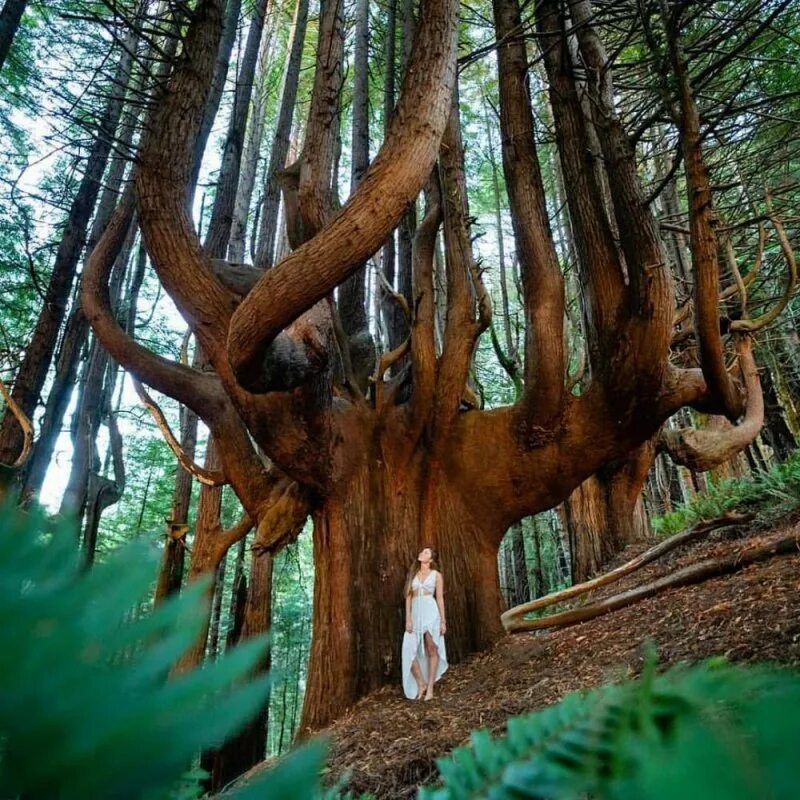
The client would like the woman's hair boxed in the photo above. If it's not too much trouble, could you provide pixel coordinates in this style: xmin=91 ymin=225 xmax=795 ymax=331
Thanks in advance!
xmin=403 ymin=545 xmax=439 ymax=597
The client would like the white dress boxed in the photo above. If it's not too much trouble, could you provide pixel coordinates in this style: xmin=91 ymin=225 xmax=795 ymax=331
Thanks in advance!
xmin=401 ymin=569 xmax=448 ymax=699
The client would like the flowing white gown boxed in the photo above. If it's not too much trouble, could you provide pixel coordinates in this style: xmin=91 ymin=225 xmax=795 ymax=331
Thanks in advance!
xmin=401 ymin=569 xmax=448 ymax=699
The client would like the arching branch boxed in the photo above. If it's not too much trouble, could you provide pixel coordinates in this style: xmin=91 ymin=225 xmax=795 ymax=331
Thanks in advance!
xmin=658 ymin=337 xmax=763 ymax=472
xmin=132 ymin=377 xmax=226 ymax=486
xmin=227 ymin=0 xmax=460 ymax=390
xmin=666 ymin=9 xmax=744 ymax=420
xmin=81 ymin=187 xmax=224 ymax=421
xmin=0 ymin=376 xmax=33 ymax=469
xmin=730 ymin=196 xmax=797 ymax=333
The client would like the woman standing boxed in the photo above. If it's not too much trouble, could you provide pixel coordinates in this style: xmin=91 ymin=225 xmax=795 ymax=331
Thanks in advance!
xmin=401 ymin=546 xmax=448 ymax=700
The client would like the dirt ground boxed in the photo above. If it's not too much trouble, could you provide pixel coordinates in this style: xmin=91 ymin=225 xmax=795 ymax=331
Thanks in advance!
xmin=316 ymin=508 xmax=800 ymax=799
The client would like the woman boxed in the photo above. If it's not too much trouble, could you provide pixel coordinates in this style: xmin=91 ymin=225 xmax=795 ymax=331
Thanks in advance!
xmin=401 ymin=546 xmax=448 ymax=700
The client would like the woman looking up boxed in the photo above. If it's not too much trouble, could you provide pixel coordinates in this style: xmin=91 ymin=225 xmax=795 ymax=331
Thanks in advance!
xmin=401 ymin=546 xmax=448 ymax=701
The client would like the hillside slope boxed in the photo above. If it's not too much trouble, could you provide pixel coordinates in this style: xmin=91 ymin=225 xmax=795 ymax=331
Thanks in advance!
xmin=317 ymin=510 xmax=800 ymax=798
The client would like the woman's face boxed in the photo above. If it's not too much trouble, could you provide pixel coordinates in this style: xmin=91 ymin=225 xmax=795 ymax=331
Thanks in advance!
xmin=418 ymin=547 xmax=432 ymax=564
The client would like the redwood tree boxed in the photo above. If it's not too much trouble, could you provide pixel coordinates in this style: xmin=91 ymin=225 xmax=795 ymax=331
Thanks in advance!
xmin=82 ymin=0 xmax=783 ymax=733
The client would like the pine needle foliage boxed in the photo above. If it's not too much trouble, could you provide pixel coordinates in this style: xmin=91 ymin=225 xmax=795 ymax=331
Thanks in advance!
xmin=0 ymin=498 xmax=328 ymax=799
xmin=420 ymin=652 xmax=800 ymax=800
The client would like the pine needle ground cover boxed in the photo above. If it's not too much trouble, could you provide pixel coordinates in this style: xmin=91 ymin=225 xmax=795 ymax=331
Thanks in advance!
xmin=320 ymin=509 xmax=800 ymax=799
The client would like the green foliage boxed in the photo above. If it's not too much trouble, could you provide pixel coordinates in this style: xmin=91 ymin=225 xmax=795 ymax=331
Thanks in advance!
xmin=420 ymin=653 xmax=800 ymax=800
xmin=652 ymin=450 xmax=800 ymax=536
xmin=0 ymin=498 xmax=331 ymax=799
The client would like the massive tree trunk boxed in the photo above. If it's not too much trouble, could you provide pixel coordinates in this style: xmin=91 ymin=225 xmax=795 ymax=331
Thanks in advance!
xmin=562 ymin=441 xmax=655 ymax=582
xmin=83 ymin=0 xmax=775 ymax=738
xmin=299 ymin=411 xmax=506 ymax=733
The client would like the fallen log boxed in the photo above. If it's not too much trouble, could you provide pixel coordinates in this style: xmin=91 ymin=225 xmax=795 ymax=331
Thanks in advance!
xmin=505 ymin=530 xmax=799 ymax=633
xmin=501 ymin=512 xmax=752 ymax=631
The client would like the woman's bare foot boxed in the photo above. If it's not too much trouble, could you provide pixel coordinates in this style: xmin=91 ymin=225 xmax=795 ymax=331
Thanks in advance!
xmin=415 ymin=681 xmax=426 ymax=700
xmin=424 ymin=685 xmax=434 ymax=701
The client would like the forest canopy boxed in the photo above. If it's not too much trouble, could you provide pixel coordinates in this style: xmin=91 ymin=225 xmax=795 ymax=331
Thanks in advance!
xmin=0 ymin=0 xmax=798 ymax=792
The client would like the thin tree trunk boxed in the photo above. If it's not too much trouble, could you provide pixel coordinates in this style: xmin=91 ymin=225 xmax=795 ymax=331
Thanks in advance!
xmin=207 ymin=556 xmax=228 ymax=660
xmin=0 ymin=0 xmax=27 ymax=71
xmin=510 ymin=521 xmax=530 ymax=605
xmin=60 ymin=221 xmax=137 ymax=523
xmin=21 ymin=91 xmax=142 ymax=500
xmin=228 ymin=4 xmax=278 ymax=262
xmin=253 ymin=0 xmax=309 ymax=269
xmin=206 ymin=541 xmax=274 ymax=790
xmin=205 ymin=0 xmax=270 ymax=258
xmin=0 ymin=22 xmax=139 ymax=466
xmin=189 ymin=0 xmax=243 ymax=204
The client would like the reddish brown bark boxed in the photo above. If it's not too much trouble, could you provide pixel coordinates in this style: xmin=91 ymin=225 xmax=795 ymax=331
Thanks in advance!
xmin=80 ymin=0 xmax=780 ymax=737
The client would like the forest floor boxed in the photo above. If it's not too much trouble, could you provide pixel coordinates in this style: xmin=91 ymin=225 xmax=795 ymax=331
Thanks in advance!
xmin=315 ymin=505 xmax=800 ymax=799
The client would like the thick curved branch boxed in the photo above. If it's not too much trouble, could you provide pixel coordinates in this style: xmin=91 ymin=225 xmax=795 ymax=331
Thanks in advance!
xmin=0 ymin=376 xmax=33 ymax=468
xmin=667 ymin=14 xmax=743 ymax=420
xmin=659 ymin=337 xmax=763 ymax=472
xmin=133 ymin=377 xmax=226 ymax=486
xmin=135 ymin=0 xmax=239 ymax=368
xmin=730 ymin=199 xmax=797 ymax=333
xmin=81 ymin=187 xmax=223 ymax=420
xmin=435 ymin=98 xmax=490 ymax=440
xmin=227 ymin=0 xmax=459 ymax=389
xmin=537 ymin=0 xmax=625 ymax=360
xmin=493 ymin=0 xmax=565 ymax=425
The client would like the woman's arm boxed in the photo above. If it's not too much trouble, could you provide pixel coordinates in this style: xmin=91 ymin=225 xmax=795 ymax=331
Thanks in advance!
xmin=405 ymin=592 xmax=412 ymax=631
xmin=436 ymin=572 xmax=446 ymax=632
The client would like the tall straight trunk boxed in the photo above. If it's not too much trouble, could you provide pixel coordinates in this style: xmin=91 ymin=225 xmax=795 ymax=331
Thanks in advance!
xmin=207 ymin=556 xmax=228 ymax=659
xmin=510 ymin=521 xmax=530 ymax=606
xmin=380 ymin=0 xmax=400 ymax=349
xmin=154 ymin=401 xmax=197 ymax=603
xmin=337 ymin=0 xmax=370 ymax=337
xmin=0 ymin=23 xmax=139 ymax=466
xmin=79 ymin=227 xmax=144 ymax=564
xmin=189 ymin=0 xmax=243 ymax=204
xmin=205 ymin=0 xmax=270 ymax=258
xmin=174 ymin=438 xmax=227 ymax=672
xmin=287 ymin=619 xmax=306 ymax=744
xmin=0 ymin=0 xmax=27 ymax=71
xmin=60 ymin=221 xmax=137 ymax=523
xmin=759 ymin=356 xmax=797 ymax=461
xmin=484 ymin=103 xmax=514 ymax=361
xmin=21 ymin=92 xmax=142 ymax=500
xmin=228 ymin=4 xmax=278 ymax=262
xmin=562 ymin=442 xmax=655 ymax=582
xmin=224 ymin=535 xmax=249 ymax=646
xmin=530 ymin=517 xmax=546 ymax=598
xmin=206 ymin=543 xmax=274 ymax=790
xmin=254 ymin=0 xmax=309 ymax=268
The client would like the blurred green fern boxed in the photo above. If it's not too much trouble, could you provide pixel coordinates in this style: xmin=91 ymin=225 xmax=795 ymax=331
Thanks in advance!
xmin=420 ymin=652 xmax=800 ymax=799
xmin=0 ymin=498 xmax=328 ymax=799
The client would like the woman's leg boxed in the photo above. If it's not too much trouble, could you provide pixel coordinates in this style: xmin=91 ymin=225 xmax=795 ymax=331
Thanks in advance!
xmin=423 ymin=632 xmax=439 ymax=699
xmin=410 ymin=656 xmax=426 ymax=695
